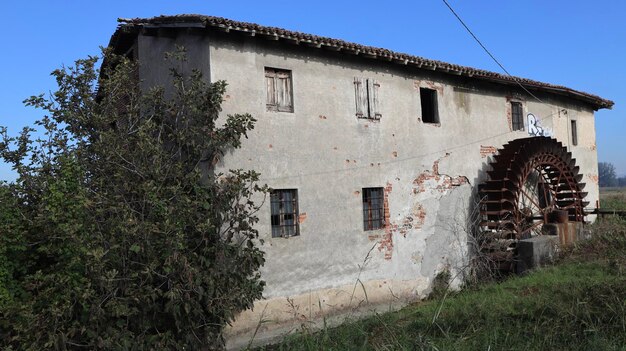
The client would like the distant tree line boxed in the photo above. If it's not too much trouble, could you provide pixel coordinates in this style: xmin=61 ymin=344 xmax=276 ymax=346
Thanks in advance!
xmin=598 ymin=162 xmax=626 ymax=187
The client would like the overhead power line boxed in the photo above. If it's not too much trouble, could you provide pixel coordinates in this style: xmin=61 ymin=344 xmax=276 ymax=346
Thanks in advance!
xmin=441 ymin=0 xmax=544 ymax=103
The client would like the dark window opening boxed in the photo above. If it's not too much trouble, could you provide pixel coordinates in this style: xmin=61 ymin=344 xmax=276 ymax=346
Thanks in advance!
xmin=571 ymin=120 xmax=578 ymax=146
xmin=420 ymin=88 xmax=439 ymax=123
xmin=363 ymin=187 xmax=385 ymax=231
xmin=270 ymin=189 xmax=299 ymax=237
xmin=511 ymin=101 xmax=524 ymax=131
xmin=265 ymin=68 xmax=293 ymax=112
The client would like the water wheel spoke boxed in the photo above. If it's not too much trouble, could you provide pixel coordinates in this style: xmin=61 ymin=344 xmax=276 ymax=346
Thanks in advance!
xmin=519 ymin=186 xmax=542 ymax=212
xmin=521 ymin=220 xmax=544 ymax=237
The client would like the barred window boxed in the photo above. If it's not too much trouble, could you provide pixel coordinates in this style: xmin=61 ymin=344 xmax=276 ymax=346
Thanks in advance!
xmin=270 ymin=189 xmax=299 ymax=237
xmin=511 ymin=101 xmax=524 ymax=131
xmin=362 ymin=187 xmax=385 ymax=231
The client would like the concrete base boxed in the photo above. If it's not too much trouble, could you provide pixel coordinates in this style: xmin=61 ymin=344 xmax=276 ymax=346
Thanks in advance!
xmin=223 ymin=278 xmax=430 ymax=350
xmin=516 ymin=235 xmax=560 ymax=274
xmin=556 ymin=222 xmax=583 ymax=246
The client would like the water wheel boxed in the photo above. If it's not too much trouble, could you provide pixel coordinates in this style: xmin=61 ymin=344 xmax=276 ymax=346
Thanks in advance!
xmin=478 ymin=136 xmax=588 ymax=271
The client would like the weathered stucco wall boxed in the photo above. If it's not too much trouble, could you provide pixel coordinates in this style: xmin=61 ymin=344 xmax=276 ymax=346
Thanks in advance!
xmin=137 ymin=30 xmax=600 ymax=349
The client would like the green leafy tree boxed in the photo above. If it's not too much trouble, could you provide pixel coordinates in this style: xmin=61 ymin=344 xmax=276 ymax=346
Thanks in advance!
xmin=0 ymin=50 xmax=266 ymax=350
xmin=599 ymin=162 xmax=617 ymax=187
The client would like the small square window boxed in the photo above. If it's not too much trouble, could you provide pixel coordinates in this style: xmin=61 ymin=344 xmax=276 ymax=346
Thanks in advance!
xmin=265 ymin=68 xmax=293 ymax=112
xmin=511 ymin=101 xmax=524 ymax=131
xmin=362 ymin=187 xmax=385 ymax=231
xmin=420 ymin=88 xmax=439 ymax=123
xmin=270 ymin=189 xmax=299 ymax=237
xmin=571 ymin=120 xmax=578 ymax=146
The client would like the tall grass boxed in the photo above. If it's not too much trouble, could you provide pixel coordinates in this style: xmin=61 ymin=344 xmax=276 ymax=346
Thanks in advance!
xmin=600 ymin=187 xmax=626 ymax=211
xmin=259 ymin=216 xmax=626 ymax=351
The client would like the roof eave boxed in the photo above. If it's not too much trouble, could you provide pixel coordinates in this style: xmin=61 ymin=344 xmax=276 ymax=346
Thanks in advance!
xmin=112 ymin=16 xmax=614 ymax=111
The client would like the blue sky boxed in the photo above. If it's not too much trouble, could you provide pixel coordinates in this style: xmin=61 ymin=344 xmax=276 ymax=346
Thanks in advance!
xmin=1 ymin=0 xmax=624 ymax=180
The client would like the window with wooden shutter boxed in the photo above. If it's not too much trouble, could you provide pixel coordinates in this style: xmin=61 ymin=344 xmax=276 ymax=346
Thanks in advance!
xmin=354 ymin=77 xmax=367 ymax=118
xmin=265 ymin=68 xmax=293 ymax=113
xmin=369 ymin=79 xmax=381 ymax=119
xmin=354 ymin=77 xmax=381 ymax=120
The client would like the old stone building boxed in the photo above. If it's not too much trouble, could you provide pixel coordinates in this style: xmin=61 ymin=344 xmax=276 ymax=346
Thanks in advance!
xmin=109 ymin=15 xmax=613 ymax=348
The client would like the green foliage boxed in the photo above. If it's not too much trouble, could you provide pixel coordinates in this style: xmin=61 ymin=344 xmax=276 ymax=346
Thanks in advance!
xmin=598 ymin=162 xmax=617 ymax=187
xmin=0 ymin=50 xmax=266 ymax=350
xmin=262 ymin=220 xmax=626 ymax=351
xmin=565 ymin=215 xmax=626 ymax=267
xmin=427 ymin=268 xmax=451 ymax=300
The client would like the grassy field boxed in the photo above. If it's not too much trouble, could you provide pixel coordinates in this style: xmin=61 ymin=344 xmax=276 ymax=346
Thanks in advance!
xmin=259 ymin=202 xmax=626 ymax=350
xmin=600 ymin=187 xmax=626 ymax=211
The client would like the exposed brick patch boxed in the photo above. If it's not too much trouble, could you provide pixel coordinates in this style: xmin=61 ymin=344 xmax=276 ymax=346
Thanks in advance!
xmin=505 ymin=100 xmax=513 ymax=132
xmin=480 ymin=145 xmax=497 ymax=158
xmin=319 ymin=115 xmax=327 ymax=120
xmin=268 ymin=144 xmax=273 ymax=149
xmin=426 ymin=81 xmax=444 ymax=95
xmin=590 ymin=143 xmax=597 ymax=151
xmin=378 ymin=182 xmax=394 ymax=260
xmin=415 ymin=80 xmax=444 ymax=94
xmin=375 ymin=161 xmax=468 ymax=261
xmin=354 ymin=190 xmax=361 ymax=196
xmin=413 ymin=160 xmax=467 ymax=193
xmin=413 ymin=161 xmax=441 ymax=193
xmin=298 ymin=212 xmax=307 ymax=224
xmin=384 ymin=182 xmax=392 ymax=193
xmin=588 ymin=175 xmax=599 ymax=184
xmin=392 ymin=151 xmax=398 ymax=158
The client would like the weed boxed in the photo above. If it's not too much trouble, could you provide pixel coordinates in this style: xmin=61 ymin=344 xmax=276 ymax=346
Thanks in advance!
xmin=258 ymin=218 xmax=626 ymax=351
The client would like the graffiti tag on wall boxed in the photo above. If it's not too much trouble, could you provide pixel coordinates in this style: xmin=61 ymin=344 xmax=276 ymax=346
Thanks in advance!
xmin=527 ymin=113 xmax=552 ymax=137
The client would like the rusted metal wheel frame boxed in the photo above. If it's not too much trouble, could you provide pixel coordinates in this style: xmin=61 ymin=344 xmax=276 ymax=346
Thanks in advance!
xmin=479 ymin=137 xmax=587 ymax=270
xmin=511 ymin=152 xmax=584 ymax=238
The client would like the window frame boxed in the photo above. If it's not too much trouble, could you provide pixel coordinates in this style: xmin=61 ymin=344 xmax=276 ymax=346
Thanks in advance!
xmin=265 ymin=67 xmax=294 ymax=113
xmin=354 ymin=77 xmax=381 ymax=120
xmin=511 ymin=101 xmax=524 ymax=131
xmin=362 ymin=187 xmax=385 ymax=231
xmin=270 ymin=189 xmax=300 ymax=238
xmin=419 ymin=87 xmax=439 ymax=124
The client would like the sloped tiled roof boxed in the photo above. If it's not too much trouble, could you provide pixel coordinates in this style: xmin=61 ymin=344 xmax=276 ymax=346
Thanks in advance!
xmin=113 ymin=15 xmax=613 ymax=110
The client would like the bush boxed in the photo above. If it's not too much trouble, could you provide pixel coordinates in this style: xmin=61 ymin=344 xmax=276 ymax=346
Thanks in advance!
xmin=0 ymin=50 xmax=266 ymax=350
